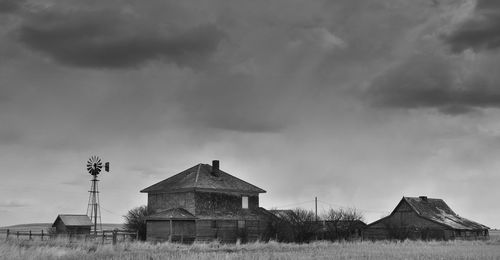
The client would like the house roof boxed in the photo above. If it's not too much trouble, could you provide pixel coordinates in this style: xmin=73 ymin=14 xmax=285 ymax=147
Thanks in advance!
xmin=368 ymin=196 xmax=489 ymax=230
xmin=52 ymin=214 xmax=92 ymax=227
xmin=140 ymin=163 xmax=266 ymax=194
xmin=146 ymin=208 xmax=197 ymax=220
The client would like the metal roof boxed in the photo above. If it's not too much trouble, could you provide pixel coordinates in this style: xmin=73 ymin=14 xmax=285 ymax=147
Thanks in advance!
xmin=52 ymin=214 xmax=92 ymax=227
xmin=140 ymin=163 xmax=266 ymax=194
xmin=401 ymin=197 xmax=489 ymax=230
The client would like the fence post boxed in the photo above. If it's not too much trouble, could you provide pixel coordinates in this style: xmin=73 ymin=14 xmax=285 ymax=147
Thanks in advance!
xmin=136 ymin=230 xmax=139 ymax=241
xmin=29 ymin=230 xmax=32 ymax=240
xmin=16 ymin=231 xmax=19 ymax=239
xmin=169 ymin=219 xmax=172 ymax=242
xmin=102 ymin=231 xmax=105 ymax=244
xmin=5 ymin=229 xmax=9 ymax=240
xmin=41 ymin=230 xmax=44 ymax=241
xmin=112 ymin=229 xmax=117 ymax=245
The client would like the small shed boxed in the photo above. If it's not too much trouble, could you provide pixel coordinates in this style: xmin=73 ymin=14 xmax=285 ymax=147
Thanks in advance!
xmin=52 ymin=214 xmax=92 ymax=235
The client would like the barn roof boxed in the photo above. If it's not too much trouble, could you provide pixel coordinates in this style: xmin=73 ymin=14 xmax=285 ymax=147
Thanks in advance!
xmin=146 ymin=208 xmax=197 ymax=220
xmin=390 ymin=197 xmax=489 ymax=230
xmin=52 ymin=214 xmax=92 ymax=227
xmin=140 ymin=162 xmax=266 ymax=194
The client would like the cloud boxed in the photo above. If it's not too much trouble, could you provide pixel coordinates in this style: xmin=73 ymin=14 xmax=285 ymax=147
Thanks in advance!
xmin=0 ymin=0 xmax=25 ymax=14
xmin=0 ymin=200 xmax=31 ymax=208
xmin=444 ymin=0 xmax=500 ymax=53
xmin=16 ymin=8 xmax=224 ymax=68
xmin=365 ymin=52 xmax=500 ymax=114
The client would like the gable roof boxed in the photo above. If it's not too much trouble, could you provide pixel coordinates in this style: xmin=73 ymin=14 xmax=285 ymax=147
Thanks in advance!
xmin=140 ymin=163 xmax=266 ymax=194
xmin=146 ymin=208 xmax=197 ymax=220
xmin=401 ymin=197 xmax=489 ymax=230
xmin=52 ymin=214 xmax=92 ymax=227
xmin=368 ymin=197 xmax=489 ymax=230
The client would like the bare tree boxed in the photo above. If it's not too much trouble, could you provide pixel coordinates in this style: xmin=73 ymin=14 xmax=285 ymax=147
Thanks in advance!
xmin=288 ymin=208 xmax=318 ymax=243
xmin=322 ymin=207 xmax=364 ymax=241
xmin=123 ymin=205 xmax=154 ymax=241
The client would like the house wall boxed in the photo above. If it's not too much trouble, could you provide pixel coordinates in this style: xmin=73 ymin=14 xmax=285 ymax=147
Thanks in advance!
xmin=195 ymin=219 xmax=265 ymax=243
xmin=194 ymin=192 xmax=259 ymax=215
xmin=146 ymin=220 xmax=196 ymax=243
xmin=148 ymin=192 xmax=196 ymax=214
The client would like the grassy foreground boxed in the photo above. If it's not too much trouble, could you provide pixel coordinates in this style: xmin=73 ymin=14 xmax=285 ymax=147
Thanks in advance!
xmin=1 ymin=237 xmax=500 ymax=260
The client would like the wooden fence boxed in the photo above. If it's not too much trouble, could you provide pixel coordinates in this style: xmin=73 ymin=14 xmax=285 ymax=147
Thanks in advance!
xmin=0 ymin=229 xmax=138 ymax=244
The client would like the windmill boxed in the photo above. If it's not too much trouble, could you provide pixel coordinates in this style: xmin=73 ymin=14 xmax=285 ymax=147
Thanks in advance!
xmin=86 ymin=156 xmax=110 ymax=235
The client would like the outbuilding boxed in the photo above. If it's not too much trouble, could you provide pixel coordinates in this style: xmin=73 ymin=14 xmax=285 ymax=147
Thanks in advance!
xmin=363 ymin=196 xmax=489 ymax=240
xmin=52 ymin=214 xmax=93 ymax=235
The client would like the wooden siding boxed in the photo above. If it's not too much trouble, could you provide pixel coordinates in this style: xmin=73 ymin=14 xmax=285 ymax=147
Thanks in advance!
xmin=146 ymin=220 xmax=196 ymax=243
xmin=364 ymin=201 xmax=447 ymax=240
xmin=53 ymin=219 xmax=91 ymax=235
xmin=364 ymin=200 xmax=488 ymax=240
xmin=195 ymin=219 xmax=264 ymax=243
xmin=195 ymin=192 xmax=259 ymax=215
xmin=148 ymin=192 xmax=196 ymax=214
xmin=54 ymin=219 xmax=67 ymax=233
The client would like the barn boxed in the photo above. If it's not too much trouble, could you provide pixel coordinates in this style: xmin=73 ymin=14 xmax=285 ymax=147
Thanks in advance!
xmin=141 ymin=160 xmax=273 ymax=243
xmin=52 ymin=214 xmax=92 ymax=235
xmin=363 ymin=196 xmax=489 ymax=240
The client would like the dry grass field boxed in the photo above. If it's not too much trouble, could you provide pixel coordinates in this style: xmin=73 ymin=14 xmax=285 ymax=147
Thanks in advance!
xmin=0 ymin=230 xmax=499 ymax=260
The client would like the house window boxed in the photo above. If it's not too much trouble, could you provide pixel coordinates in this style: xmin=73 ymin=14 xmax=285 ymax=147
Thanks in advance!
xmin=242 ymin=196 xmax=248 ymax=209
xmin=238 ymin=220 xmax=246 ymax=229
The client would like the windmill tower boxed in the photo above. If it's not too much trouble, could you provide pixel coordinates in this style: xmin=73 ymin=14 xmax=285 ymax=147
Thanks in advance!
xmin=86 ymin=156 xmax=109 ymax=235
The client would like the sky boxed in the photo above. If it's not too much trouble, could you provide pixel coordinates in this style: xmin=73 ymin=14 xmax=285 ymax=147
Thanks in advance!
xmin=1 ymin=0 xmax=500 ymax=228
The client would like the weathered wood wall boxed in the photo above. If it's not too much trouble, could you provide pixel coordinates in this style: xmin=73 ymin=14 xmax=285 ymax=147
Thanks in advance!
xmin=364 ymin=204 xmax=447 ymax=240
xmin=195 ymin=192 xmax=258 ymax=215
xmin=54 ymin=220 xmax=91 ymax=235
xmin=363 ymin=201 xmax=488 ymax=240
xmin=148 ymin=192 xmax=196 ymax=214
xmin=195 ymin=219 xmax=265 ymax=243
xmin=146 ymin=220 xmax=196 ymax=242
xmin=54 ymin=220 xmax=67 ymax=233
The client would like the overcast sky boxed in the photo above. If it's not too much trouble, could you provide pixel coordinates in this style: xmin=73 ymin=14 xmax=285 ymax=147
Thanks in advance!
xmin=1 ymin=0 xmax=500 ymax=228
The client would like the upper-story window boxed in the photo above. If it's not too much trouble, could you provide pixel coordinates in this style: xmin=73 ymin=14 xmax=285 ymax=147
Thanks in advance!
xmin=242 ymin=196 xmax=248 ymax=209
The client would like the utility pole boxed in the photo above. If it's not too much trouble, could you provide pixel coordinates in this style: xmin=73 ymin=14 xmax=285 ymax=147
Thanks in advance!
xmin=315 ymin=197 xmax=318 ymax=222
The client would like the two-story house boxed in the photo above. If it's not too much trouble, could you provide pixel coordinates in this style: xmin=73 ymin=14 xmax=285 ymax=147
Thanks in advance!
xmin=140 ymin=160 xmax=272 ymax=242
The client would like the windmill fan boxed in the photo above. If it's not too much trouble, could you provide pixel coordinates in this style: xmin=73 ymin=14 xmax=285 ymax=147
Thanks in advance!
xmin=86 ymin=155 xmax=103 ymax=176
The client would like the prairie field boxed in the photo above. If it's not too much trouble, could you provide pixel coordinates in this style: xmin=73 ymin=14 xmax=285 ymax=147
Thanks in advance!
xmin=1 ymin=231 xmax=499 ymax=260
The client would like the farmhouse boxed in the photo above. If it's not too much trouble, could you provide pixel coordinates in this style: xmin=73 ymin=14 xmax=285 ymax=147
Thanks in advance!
xmin=52 ymin=214 xmax=92 ymax=235
xmin=141 ymin=160 xmax=272 ymax=243
xmin=363 ymin=196 xmax=489 ymax=240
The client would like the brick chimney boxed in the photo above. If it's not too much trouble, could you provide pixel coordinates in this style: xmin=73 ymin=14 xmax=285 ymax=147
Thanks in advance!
xmin=211 ymin=160 xmax=220 ymax=176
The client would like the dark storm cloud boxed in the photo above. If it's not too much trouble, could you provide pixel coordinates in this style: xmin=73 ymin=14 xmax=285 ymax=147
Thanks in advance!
xmin=0 ymin=0 xmax=25 ymax=14
xmin=366 ymin=54 xmax=500 ymax=114
xmin=16 ymin=9 xmax=224 ymax=68
xmin=444 ymin=0 xmax=500 ymax=52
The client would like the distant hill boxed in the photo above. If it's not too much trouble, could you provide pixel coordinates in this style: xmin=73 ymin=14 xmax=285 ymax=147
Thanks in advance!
xmin=0 ymin=223 xmax=124 ymax=231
